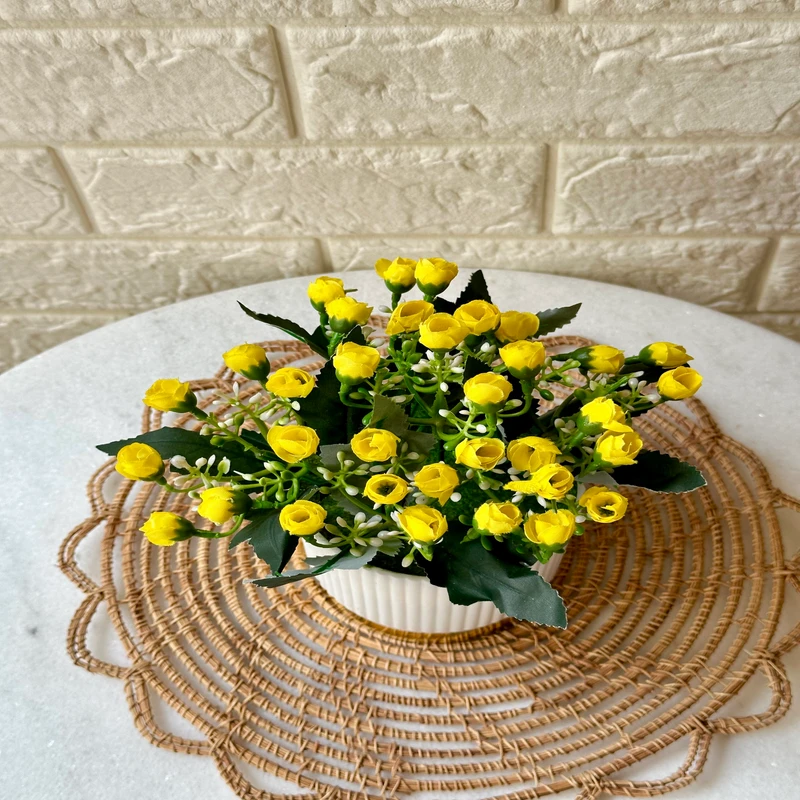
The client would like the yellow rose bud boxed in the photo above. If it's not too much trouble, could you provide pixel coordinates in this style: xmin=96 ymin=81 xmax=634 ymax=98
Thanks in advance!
xmin=397 ymin=505 xmax=448 ymax=543
xmin=594 ymin=425 xmax=643 ymax=467
xmin=579 ymin=486 xmax=628 ymax=524
xmin=333 ymin=342 xmax=381 ymax=385
xmin=455 ymin=437 xmax=505 ymax=470
xmin=197 ymin=487 xmax=251 ymax=525
xmin=505 ymin=464 xmax=574 ymax=499
xmin=223 ymin=343 xmax=270 ymax=382
xmin=364 ymin=474 xmax=409 ymax=505
xmin=639 ymin=341 xmax=692 ymax=368
xmin=473 ymin=501 xmax=522 ymax=535
xmin=657 ymin=366 xmax=703 ymax=400
xmin=325 ymin=295 xmax=373 ymax=333
xmin=574 ymin=345 xmax=625 ymax=374
xmin=267 ymin=424 xmax=320 ymax=463
xmin=496 ymin=310 xmax=540 ymax=343
xmin=524 ymin=509 xmax=576 ymax=547
xmin=463 ymin=372 xmax=513 ymax=411
xmin=385 ymin=299 xmax=435 ymax=335
xmin=143 ymin=378 xmax=197 ymax=413
xmin=413 ymin=462 xmax=460 ymax=505
xmin=307 ymin=276 xmax=345 ymax=310
xmin=115 ymin=442 xmax=165 ymax=482
xmin=577 ymin=397 xmax=626 ymax=434
xmin=265 ymin=367 xmax=315 ymax=398
xmin=415 ymin=257 xmax=458 ymax=295
xmin=350 ymin=428 xmax=400 ymax=462
xmin=507 ymin=436 xmax=561 ymax=472
xmin=453 ymin=300 xmax=501 ymax=335
xmin=375 ymin=257 xmax=417 ymax=293
xmin=279 ymin=500 xmax=327 ymax=536
xmin=140 ymin=511 xmax=194 ymax=546
xmin=499 ymin=340 xmax=546 ymax=379
xmin=418 ymin=313 xmax=468 ymax=351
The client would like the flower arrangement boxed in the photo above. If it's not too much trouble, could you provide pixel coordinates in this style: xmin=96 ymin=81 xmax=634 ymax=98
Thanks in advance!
xmin=100 ymin=259 xmax=705 ymax=628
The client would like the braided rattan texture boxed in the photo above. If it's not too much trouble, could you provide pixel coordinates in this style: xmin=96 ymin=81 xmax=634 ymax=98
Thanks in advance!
xmin=60 ymin=335 xmax=800 ymax=800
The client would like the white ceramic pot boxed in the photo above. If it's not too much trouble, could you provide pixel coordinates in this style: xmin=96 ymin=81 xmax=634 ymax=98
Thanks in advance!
xmin=304 ymin=542 xmax=564 ymax=634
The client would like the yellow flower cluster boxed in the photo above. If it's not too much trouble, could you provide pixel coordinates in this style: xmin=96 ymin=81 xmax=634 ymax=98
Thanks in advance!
xmin=130 ymin=253 xmax=705 ymax=625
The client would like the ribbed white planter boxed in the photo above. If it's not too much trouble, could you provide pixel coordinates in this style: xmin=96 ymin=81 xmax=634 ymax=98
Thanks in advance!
xmin=304 ymin=542 xmax=563 ymax=634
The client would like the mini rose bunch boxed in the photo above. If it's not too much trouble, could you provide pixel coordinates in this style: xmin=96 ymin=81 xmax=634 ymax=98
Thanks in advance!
xmin=101 ymin=259 xmax=705 ymax=627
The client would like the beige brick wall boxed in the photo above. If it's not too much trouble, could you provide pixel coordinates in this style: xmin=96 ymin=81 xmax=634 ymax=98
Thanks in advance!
xmin=1 ymin=2 xmax=799 ymax=372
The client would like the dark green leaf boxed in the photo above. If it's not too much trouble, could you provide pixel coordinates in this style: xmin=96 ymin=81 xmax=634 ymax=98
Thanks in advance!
xmin=250 ymin=546 xmax=377 ymax=588
xmin=229 ymin=510 xmax=298 ymax=574
xmin=97 ymin=427 xmax=264 ymax=474
xmin=424 ymin=534 xmax=567 ymax=628
xmin=456 ymin=269 xmax=492 ymax=305
xmin=499 ymin=397 xmax=541 ymax=440
xmin=342 ymin=325 xmax=367 ymax=346
xmin=297 ymin=360 xmax=362 ymax=445
xmin=612 ymin=449 xmax=706 ymax=493
xmin=463 ymin=355 xmax=492 ymax=381
xmin=238 ymin=302 xmax=328 ymax=357
xmin=433 ymin=296 xmax=457 ymax=314
xmin=535 ymin=303 xmax=582 ymax=337
xmin=370 ymin=394 xmax=409 ymax=437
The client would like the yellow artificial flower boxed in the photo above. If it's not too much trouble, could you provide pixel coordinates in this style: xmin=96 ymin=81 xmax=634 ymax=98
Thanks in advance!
xmin=140 ymin=511 xmax=194 ymax=547
xmin=578 ymin=397 xmax=626 ymax=434
xmin=585 ymin=345 xmax=625 ymax=374
xmin=265 ymin=367 xmax=315 ymax=398
xmin=143 ymin=378 xmax=197 ymax=413
xmin=418 ymin=313 xmax=468 ymax=351
xmin=415 ymin=257 xmax=458 ymax=295
xmin=473 ymin=501 xmax=522 ymax=535
xmin=223 ymin=343 xmax=270 ymax=382
xmin=505 ymin=464 xmax=574 ymax=499
xmin=325 ymin=295 xmax=373 ymax=333
xmin=499 ymin=340 xmax=546 ymax=379
xmin=279 ymin=500 xmax=327 ymax=536
xmin=507 ymin=436 xmax=561 ymax=473
xmin=364 ymin=474 xmax=409 ymax=505
xmin=657 ymin=367 xmax=703 ymax=400
xmin=397 ymin=505 xmax=448 ymax=543
xmin=267 ymin=424 xmax=320 ymax=463
xmin=463 ymin=372 xmax=513 ymax=410
xmin=594 ymin=425 xmax=643 ymax=467
xmin=375 ymin=257 xmax=417 ymax=293
xmin=197 ymin=487 xmax=250 ymax=525
xmin=333 ymin=342 xmax=381 ymax=384
xmin=455 ymin=437 xmax=505 ymax=470
xmin=639 ymin=341 xmax=692 ymax=368
xmin=307 ymin=276 xmax=345 ymax=310
xmin=453 ymin=300 xmax=501 ymax=335
xmin=385 ymin=299 xmax=435 ymax=335
xmin=350 ymin=428 xmax=400 ymax=462
xmin=495 ymin=311 xmax=540 ymax=343
xmin=115 ymin=442 xmax=165 ymax=482
xmin=413 ymin=462 xmax=460 ymax=505
xmin=524 ymin=510 xmax=576 ymax=547
xmin=579 ymin=486 xmax=628 ymax=524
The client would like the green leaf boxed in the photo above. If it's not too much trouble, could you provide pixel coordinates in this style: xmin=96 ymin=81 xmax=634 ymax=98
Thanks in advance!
xmin=498 ymin=397 xmax=541 ymax=440
xmin=612 ymin=449 xmax=706 ymax=493
xmin=297 ymin=360 xmax=362 ymax=445
xmin=424 ymin=534 xmax=567 ymax=628
xmin=535 ymin=303 xmax=582 ymax=337
xmin=229 ymin=510 xmax=298 ymax=574
xmin=238 ymin=302 xmax=329 ymax=357
xmin=370 ymin=394 xmax=409 ymax=437
xmin=457 ymin=269 xmax=492 ymax=305
xmin=97 ymin=427 xmax=264 ymax=474
xmin=463 ymin=355 xmax=492 ymax=381
xmin=249 ymin=546 xmax=377 ymax=588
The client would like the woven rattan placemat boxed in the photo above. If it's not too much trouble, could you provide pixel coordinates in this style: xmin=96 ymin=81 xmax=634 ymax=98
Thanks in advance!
xmin=60 ymin=336 xmax=800 ymax=799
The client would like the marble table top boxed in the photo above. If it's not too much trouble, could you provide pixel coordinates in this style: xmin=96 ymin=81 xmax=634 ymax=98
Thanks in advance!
xmin=2 ymin=269 xmax=799 ymax=799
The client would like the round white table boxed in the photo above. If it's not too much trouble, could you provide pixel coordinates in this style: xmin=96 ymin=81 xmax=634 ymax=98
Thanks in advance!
xmin=2 ymin=270 xmax=799 ymax=800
